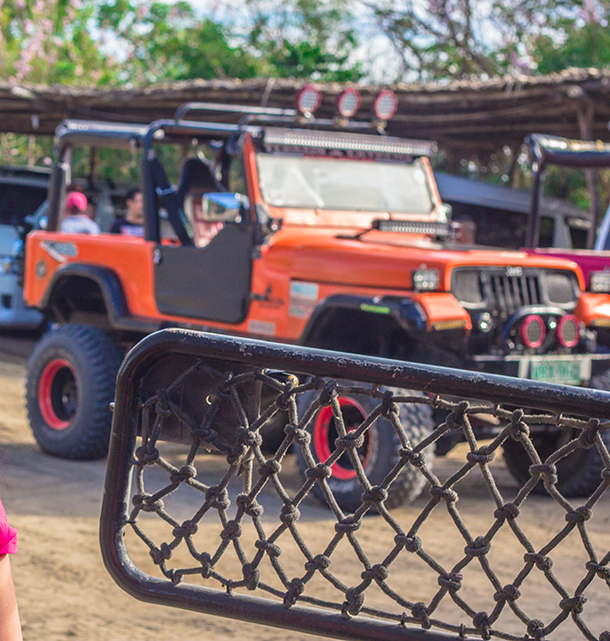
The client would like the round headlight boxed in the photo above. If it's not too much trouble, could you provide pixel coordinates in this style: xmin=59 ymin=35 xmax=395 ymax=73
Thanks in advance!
xmin=296 ymin=84 xmax=322 ymax=116
xmin=372 ymin=89 xmax=398 ymax=121
xmin=556 ymin=314 xmax=580 ymax=348
xmin=519 ymin=314 xmax=546 ymax=349
xmin=477 ymin=312 xmax=493 ymax=333
xmin=336 ymin=88 xmax=361 ymax=118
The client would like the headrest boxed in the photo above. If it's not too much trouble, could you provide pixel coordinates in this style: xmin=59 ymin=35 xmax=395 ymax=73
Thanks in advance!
xmin=66 ymin=191 xmax=87 ymax=213
xmin=179 ymin=158 xmax=220 ymax=194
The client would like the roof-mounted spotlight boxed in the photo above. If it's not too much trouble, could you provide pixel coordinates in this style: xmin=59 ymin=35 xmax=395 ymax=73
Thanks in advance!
xmin=336 ymin=88 xmax=361 ymax=119
xmin=372 ymin=89 xmax=398 ymax=122
xmin=296 ymin=84 xmax=322 ymax=117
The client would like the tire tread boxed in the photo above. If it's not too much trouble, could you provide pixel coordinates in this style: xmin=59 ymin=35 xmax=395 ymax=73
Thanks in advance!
xmin=26 ymin=324 xmax=123 ymax=460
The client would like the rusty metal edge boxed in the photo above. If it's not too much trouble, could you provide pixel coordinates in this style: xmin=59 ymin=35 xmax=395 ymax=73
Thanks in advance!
xmin=100 ymin=328 xmax=610 ymax=641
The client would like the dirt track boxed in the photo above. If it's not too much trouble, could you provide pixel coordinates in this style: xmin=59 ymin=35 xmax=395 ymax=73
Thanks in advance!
xmin=0 ymin=333 xmax=609 ymax=641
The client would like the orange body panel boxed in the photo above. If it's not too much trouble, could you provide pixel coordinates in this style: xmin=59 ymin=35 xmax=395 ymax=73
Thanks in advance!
xmin=574 ymin=293 xmax=610 ymax=326
xmin=25 ymin=220 xmax=588 ymax=344
xmin=23 ymin=129 xmax=595 ymax=345
xmin=26 ymin=234 xmax=156 ymax=317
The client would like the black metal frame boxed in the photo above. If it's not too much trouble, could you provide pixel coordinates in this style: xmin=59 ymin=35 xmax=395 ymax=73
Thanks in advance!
xmin=49 ymin=102 xmax=437 ymax=239
xmin=525 ymin=133 xmax=610 ymax=249
xmin=100 ymin=329 xmax=610 ymax=641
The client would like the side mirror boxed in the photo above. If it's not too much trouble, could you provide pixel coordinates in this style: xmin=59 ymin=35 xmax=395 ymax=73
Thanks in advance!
xmin=200 ymin=192 xmax=249 ymax=222
xmin=438 ymin=203 xmax=452 ymax=223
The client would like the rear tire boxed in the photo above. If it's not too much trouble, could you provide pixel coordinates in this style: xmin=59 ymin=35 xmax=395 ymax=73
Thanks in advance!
xmin=503 ymin=369 xmax=610 ymax=496
xmin=296 ymin=385 xmax=434 ymax=512
xmin=26 ymin=324 xmax=123 ymax=460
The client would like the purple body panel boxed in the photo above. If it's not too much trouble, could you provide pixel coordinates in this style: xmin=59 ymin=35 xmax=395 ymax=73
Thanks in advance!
xmin=527 ymin=248 xmax=610 ymax=288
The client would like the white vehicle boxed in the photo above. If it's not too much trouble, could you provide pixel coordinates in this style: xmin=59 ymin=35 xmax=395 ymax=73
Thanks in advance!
xmin=0 ymin=165 xmax=49 ymax=330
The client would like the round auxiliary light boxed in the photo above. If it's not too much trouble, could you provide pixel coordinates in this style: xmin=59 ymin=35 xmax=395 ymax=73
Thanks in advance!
xmin=477 ymin=312 xmax=493 ymax=333
xmin=556 ymin=314 xmax=580 ymax=348
xmin=336 ymin=88 xmax=361 ymax=118
xmin=372 ymin=89 xmax=398 ymax=121
xmin=296 ymin=84 xmax=322 ymax=116
xmin=520 ymin=314 xmax=546 ymax=349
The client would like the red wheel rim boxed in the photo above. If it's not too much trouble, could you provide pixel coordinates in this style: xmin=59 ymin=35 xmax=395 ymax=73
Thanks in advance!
xmin=38 ymin=358 xmax=78 ymax=430
xmin=312 ymin=397 xmax=373 ymax=480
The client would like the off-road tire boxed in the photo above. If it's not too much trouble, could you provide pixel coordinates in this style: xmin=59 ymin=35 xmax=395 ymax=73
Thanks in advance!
xmin=296 ymin=386 xmax=434 ymax=513
xmin=26 ymin=324 xmax=123 ymax=460
xmin=503 ymin=369 xmax=610 ymax=497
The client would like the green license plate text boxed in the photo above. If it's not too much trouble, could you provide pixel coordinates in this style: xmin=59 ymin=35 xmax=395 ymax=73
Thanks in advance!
xmin=529 ymin=359 xmax=582 ymax=385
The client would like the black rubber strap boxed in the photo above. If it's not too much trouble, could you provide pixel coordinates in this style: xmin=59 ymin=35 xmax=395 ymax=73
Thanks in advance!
xmin=147 ymin=151 xmax=195 ymax=246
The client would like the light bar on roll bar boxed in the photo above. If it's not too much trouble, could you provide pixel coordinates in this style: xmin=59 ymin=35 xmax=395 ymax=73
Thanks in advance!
xmin=372 ymin=219 xmax=455 ymax=237
xmin=175 ymin=102 xmax=297 ymax=122
xmin=262 ymin=127 xmax=437 ymax=157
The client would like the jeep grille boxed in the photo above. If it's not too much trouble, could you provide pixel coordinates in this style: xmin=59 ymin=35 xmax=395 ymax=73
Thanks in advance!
xmin=546 ymin=271 xmax=577 ymax=304
xmin=451 ymin=268 xmax=578 ymax=314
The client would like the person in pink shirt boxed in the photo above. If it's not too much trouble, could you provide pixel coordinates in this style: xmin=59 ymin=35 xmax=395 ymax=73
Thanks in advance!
xmin=0 ymin=498 xmax=22 ymax=640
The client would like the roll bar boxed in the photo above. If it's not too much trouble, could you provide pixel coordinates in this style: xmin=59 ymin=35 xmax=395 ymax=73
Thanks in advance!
xmin=525 ymin=134 xmax=610 ymax=248
xmin=174 ymin=102 xmax=298 ymax=122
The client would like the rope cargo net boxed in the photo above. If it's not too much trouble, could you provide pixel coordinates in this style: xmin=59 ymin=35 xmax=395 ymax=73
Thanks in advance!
xmin=100 ymin=331 xmax=610 ymax=641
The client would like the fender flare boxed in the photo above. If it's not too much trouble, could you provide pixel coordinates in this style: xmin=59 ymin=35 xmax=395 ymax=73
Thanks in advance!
xmin=40 ymin=263 xmax=158 ymax=333
xmin=299 ymin=294 xmax=427 ymax=346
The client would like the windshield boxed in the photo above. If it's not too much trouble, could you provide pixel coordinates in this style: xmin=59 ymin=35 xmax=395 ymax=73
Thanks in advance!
xmin=256 ymin=153 xmax=434 ymax=214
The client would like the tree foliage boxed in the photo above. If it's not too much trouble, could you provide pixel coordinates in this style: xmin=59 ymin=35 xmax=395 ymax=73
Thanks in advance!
xmin=368 ymin=0 xmax=610 ymax=82
xmin=245 ymin=0 xmax=362 ymax=81
xmin=1 ymin=0 xmax=609 ymax=87
xmin=0 ymin=0 xmax=362 ymax=87
xmin=96 ymin=1 xmax=261 ymax=82
xmin=0 ymin=0 xmax=117 ymax=85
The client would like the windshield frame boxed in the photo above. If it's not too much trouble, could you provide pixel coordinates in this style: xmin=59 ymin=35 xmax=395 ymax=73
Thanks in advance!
xmin=254 ymin=151 xmax=440 ymax=227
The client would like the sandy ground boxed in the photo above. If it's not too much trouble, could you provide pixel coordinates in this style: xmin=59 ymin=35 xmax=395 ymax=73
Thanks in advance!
xmin=0 ymin=332 xmax=609 ymax=641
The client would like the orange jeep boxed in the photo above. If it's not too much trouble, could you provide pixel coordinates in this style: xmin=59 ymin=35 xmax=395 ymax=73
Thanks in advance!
xmin=23 ymin=88 xmax=610 ymax=509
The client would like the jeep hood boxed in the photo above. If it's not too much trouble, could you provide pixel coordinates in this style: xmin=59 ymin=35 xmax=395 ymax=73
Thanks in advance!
xmin=266 ymin=229 xmax=583 ymax=290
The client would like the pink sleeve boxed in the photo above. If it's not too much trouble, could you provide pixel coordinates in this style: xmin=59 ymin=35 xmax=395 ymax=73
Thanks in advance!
xmin=0 ymin=499 xmax=17 ymax=555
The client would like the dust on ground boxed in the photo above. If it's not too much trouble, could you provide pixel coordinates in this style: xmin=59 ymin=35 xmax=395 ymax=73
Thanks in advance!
xmin=0 ymin=334 xmax=608 ymax=641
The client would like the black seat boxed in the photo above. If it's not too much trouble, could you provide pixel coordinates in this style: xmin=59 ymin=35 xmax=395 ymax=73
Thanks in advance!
xmin=176 ymin=158 xmax=224 ymax=208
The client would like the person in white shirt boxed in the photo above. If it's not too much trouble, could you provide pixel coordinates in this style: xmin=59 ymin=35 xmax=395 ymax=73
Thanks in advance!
xmin=60 ymin=192 xmax=100 ymax=235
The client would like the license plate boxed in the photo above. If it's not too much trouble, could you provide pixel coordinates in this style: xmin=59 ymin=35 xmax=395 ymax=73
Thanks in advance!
xmin=529 ymin=358 xmax=584 ymax=385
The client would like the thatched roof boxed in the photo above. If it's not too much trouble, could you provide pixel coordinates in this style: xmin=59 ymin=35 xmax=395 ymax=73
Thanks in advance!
xmin=2 ymin=68 xmax=610 ymax=155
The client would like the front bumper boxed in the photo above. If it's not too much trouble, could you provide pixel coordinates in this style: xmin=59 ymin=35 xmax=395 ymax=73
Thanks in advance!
xmin=470 ymin=352 xmax=610 ymax=384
